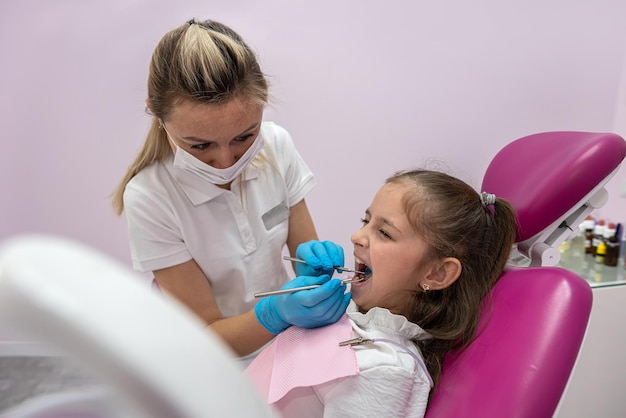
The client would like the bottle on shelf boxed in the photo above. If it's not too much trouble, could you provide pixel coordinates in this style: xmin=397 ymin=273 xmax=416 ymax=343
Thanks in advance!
xmin=591 ymin=219 xmax=606 ymax=256
xmin=596 ymin=241 xmax=607 ymax=264
xmin=584 ymin=216 xmax=596 ymax=254
xmin=604 ymin=222 xmax=620 ymax=267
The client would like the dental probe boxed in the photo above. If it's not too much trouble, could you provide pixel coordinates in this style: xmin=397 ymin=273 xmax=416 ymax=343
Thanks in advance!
xmin=282 ymin=256 xmax=368 ymax=275
xmin=254 ymin=276 xmax=367 ymax=298
xmin=254 ymin=256 xmax=371 ymax=298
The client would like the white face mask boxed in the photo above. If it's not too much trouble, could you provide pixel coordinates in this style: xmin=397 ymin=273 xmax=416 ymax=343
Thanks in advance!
xmin=172 ymin=135 xmax=265 ymax=185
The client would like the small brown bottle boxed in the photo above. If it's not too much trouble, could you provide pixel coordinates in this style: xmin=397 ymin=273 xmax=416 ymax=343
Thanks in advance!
xmin=604 ymin=222 xmax=620 ymax=267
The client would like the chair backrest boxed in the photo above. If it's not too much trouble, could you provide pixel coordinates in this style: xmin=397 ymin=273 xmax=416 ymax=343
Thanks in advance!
xmin=486 ymin=131 xmax=626 ymax=267
xmin=425 ymin=131 xmax=626 ymax=418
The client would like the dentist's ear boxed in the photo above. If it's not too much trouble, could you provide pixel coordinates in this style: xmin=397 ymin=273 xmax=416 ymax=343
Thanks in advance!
xmin=422 ymin=257 xmax=461 ymax=291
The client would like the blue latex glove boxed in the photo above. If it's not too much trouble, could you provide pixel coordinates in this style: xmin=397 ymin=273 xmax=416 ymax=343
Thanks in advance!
xmin=254 ymin=274 xmax=351 ymax=334
xmin=294 ymin=240 xmax=345 ymax=277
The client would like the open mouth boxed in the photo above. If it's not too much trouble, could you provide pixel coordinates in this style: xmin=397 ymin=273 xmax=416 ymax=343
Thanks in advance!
xmin=353 ymin=259 xmax=372 ymax=283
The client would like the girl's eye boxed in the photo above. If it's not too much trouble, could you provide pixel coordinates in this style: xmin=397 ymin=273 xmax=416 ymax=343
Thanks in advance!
xmin=360 ymin=218 xmax=391 ymax=239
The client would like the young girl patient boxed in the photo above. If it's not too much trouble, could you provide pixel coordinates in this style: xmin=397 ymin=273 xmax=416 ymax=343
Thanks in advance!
xmin=246 ymin=169 xmax=517 ymax=418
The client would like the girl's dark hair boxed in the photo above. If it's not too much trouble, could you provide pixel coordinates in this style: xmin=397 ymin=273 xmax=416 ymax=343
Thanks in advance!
xmin=386 ymin=169 xmax=517 ymax=389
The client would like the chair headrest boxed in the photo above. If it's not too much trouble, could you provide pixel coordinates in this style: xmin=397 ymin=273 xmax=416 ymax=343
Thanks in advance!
xmin=482 ymin=131 xmax=626 ymax=266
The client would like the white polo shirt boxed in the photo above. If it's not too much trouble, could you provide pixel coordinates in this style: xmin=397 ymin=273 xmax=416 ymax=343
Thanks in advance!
xmin=123 ymin=122 xmax=316 ymax=318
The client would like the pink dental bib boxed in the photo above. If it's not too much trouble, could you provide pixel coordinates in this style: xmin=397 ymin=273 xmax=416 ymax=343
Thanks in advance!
xmin=246 ymin=314 xmax=358 ymax=404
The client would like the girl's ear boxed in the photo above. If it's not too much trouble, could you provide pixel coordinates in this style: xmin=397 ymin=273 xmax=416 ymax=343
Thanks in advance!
xmin=423 ymin=257 xmax=461 ymax=290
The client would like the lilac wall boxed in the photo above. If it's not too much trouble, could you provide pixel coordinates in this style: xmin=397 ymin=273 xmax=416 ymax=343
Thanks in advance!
xmin=2 ymin=1 xmax=626 ymax=415
xmin=2 ymin=0 xmax=626 ymax=263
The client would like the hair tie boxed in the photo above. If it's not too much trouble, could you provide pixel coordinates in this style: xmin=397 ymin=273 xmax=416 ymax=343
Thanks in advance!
xmin=187 ymin=18 xmax=196 ymax=25
xmin=480 ymin=192 xmax=496 ymax=207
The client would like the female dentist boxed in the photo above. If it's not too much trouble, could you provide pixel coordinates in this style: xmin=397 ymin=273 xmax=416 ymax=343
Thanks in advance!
xmin=112 ymin=18 xmax=350 ymax=363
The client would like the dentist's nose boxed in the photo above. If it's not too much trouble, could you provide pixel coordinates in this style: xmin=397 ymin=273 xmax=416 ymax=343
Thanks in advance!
xmin=210 ymin=148 xmax=237 ymax=169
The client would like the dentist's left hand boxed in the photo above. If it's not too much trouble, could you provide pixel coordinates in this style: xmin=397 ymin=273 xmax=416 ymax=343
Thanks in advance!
xmin=254 ymin=274 xmax=351 ymax=334
xmin=294 ymin=240 xmax=345 ymax=277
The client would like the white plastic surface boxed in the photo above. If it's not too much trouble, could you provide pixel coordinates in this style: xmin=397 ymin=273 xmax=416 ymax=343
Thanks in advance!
xmin=0 ymin=234 xmax=275 ymax=418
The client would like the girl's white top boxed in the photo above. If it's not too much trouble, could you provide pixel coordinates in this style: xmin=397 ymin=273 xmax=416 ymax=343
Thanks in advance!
xmin=275 ymin=301 xmax=432 ymax=418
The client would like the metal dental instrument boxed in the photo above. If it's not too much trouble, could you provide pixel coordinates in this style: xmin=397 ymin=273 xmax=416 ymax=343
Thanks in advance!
xmin=254 ymin=276 xmax=367 ymax=298
xmin=282 ymin=256 xmax=368 ymax=275
xmin=253 ymin=256 xmax=369 ymax=298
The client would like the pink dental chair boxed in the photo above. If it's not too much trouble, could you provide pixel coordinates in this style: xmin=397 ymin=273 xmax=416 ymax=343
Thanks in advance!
xmin=425 ymin=131 xmax=626 ymax=418
xmin=0 ymin=131 xmax=624 ymax=417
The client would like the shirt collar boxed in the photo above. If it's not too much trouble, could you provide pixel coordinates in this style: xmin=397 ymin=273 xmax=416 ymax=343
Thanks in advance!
xmin=347 ymin=300 xmax=432 ymax=341
xmin=164 ymin=153 xmax=260 ymax=206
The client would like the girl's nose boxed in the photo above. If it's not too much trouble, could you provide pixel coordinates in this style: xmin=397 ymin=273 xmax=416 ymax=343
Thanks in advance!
xmin=351 ymin=228 xmax=366 ymax=247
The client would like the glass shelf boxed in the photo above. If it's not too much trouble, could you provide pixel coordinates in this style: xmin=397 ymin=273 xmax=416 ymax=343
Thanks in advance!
xmin=557 ymin=239 xmax=626 ymax=288
xmin=507 ymin=238 xmax=626 ymax=288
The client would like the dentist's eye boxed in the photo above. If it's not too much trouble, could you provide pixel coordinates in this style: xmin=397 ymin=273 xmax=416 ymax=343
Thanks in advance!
xmin=190 ymin=142 xmax=213 ymax=150
xmin=360 ymin=218 xmax=369 ymax=227
xmin=235 ymin=133 xmax=255 ymax=143
xmin=379 ymin=229 xmax=392 ymax=239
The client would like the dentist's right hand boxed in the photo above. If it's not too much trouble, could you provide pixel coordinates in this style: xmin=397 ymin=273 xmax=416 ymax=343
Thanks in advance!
xmin=254 ymin=274 xmax=351 ymax=334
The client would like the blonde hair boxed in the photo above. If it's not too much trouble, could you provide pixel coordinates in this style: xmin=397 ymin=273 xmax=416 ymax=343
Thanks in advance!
xmin=112 ymin=19 xmax=269 ymax=215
